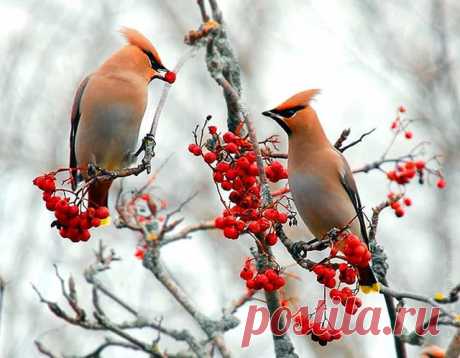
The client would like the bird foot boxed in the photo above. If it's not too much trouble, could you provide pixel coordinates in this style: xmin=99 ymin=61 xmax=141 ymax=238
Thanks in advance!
xmin=291 ymin=241 xmax=308 ymax=259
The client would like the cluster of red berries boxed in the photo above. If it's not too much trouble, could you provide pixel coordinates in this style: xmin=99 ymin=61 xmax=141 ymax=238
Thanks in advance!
xmin=387 ymin=193 xmax=413 ymax=218
xmin=329 ymin=287 xmax=362 ymax=314
xmin=341 ymin=232 xmax=372 ymax=268
xmin=390 ymin=105 xmax=413 ymax=139
xmin=33 ymin=173 xmax=109 ymax=242
xmin=338 ymin=263 xmax=357 ymax=285
xmin=294 ymin=314 xmax=343 ymax=346
xmin=189 ymin=126 xmax=289 ymax=245
xmin=386 ymin=159 xmax=446 ymax=217
xmin=312 ymin=264 xmax=338 ymax=289
xmin=239 ymin=259 xmax=286 ymax=292
xmin=386 ymin=160 xmax=425 ymax=185
xmin=265 ymin=161 xmax=288 ymax=182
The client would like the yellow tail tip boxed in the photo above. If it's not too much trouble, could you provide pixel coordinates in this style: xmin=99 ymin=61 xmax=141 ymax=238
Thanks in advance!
xmin=360 ymin=283 xmax=380 ymax=294
xmin=100 ymin=216 xmax=111 ymax=227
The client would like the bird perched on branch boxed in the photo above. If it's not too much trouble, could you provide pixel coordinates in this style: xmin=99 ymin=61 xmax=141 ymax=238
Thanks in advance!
xmin=262 ymin=89 xmax=378 ymax=292
xmin=69 ymin=28 xmax=175 ymax=212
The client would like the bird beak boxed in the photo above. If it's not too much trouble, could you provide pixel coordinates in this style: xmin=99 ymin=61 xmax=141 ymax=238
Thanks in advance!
xmin=262 ymin=110 xmax=280 ymax=121
xmin=262 ymin=109 xmax=291 ymax=135
xmin=153 ymin=68 xmax=176 ymax=84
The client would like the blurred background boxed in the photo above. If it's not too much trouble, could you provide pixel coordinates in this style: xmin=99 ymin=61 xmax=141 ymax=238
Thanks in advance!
xmin=0 ymin=0 xmax=459 ymax=357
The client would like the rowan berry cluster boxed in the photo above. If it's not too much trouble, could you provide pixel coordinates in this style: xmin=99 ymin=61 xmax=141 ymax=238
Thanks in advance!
xmin=385 ymin=106 xmax=446 ymax=217
xmin=308 ymin=231 xmax=369 ymax=318
xmin=294 ymin=314 xmax=343 ymax=346
xmin=390 ymin=105 xmax=412 ymax=139
xmin=341 ymin=232 xmax=372 ymax=268
xmin=188 ymin=124 xmax=290 ymax=245
xmin=329 ymin=287 xmax=363 ymax=314
xmin=239 ymin=259 xmax=286 ymax=292
xmin=33 ymin=172 xmax=109 ymax=242
xmin=385 ymin=158 xmax=445 ymax=217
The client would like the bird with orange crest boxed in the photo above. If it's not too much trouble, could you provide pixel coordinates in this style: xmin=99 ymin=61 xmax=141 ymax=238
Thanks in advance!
xmin=69 ymin=28 xmax=175 ymax=213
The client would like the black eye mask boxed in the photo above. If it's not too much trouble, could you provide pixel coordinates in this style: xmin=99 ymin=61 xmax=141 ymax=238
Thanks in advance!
xmin=142 ymin=50 xmax=166 ymax=71
xmin=271 ymin=105 xmax=305 ymax=118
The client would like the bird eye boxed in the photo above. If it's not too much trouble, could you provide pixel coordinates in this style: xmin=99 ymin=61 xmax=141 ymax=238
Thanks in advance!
xmin=275 ymin=106 xmax=305 ymax=118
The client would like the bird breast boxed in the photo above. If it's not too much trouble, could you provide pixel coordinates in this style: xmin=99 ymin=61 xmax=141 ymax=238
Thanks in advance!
xmin=288 ymin=170 xmax=358 ymax=239
xmin=75 ymin=73 xmax=147 ymax=171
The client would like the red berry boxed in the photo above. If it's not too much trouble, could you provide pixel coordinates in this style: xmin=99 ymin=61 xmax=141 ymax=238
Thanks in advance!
xmin=213 ymin=172 xmax=224 ymax=183
xmin=235 ymin=220 xmax=245 ymax=232
xmin=386 ymin=171 xmax=398 ymax=181
xmin=398 ymin=105 xmax=406 ymax=113
xmin=255 ymin=274 xmax=269 ymax=286
xmin=223 ymin=216 xmax=236 ymax=226
xmin=188 ymin=144 xmax=202 ymax=156
xmin=42 ymin=178 xmax=56 ymax=192
xmin=273 ymin=276 xmax=286 ymax=289
xmin=95 ymin=207 xmax=109 ymax=219
xmin=257 ymin=218 xmax=270 ymax=232
xmin=395 ymin=208 xmax=405 ymax=217
xmin=164 ymin=71 xmax=176 ymax=84
xmin=390 ymin=201 xmax=400 ymax=210
xmin=265 ymin=233 xmax=278 ymax=246
xmin=216 ymin=162 xmax=230 ymax=172
xmin=204 ymin=152 xmax=217 ymax=163
xmin=403 ymin=197 xmax=412 ymax=206
xmin=415 ymin=160 xmax=425 ymax=170
xmin=236 ymin=157 xmax=250 ymax=169
xmin=80 ymin=229 xmax=91 ymax=242
xmin=134 ymin=247 xmax=145 ymax=260
xmin=221 ymin=181 xmax=232 ymax=191
xmin=45 ymin=197 xmax=60 ymax=211
xmin=404 ymin=131 xmax=413 ymax=139
xmin=91 ymin=218 xmax=101 ymax=227
xmin=223 ymin=226 xmax=238 ymax=240
xmin=345 ymin=234 xmax=361 ymax=247
xmin=225 ymin=143 xmax=238 ymax=153
xmin=246 ymin=279 xmax=256 ymax=289
xmin=67 ymin=205 xmax=79 ymax=217
xmin=325 ymin=277 xmax=336 ymax=288
xmin=263 ymin=209 xmax=278 ymax=221
xmin=265 ymin=269 xmax=278 ymax=281
xmin=240 ymin=269 xmax=253 ymax=281
xmin=248 ymin=221 xmax=261 ymax=234
xmin=437 ymin=178 xmax=446 ymax=189
xmin=223 ymin=132 xmax=236 ymax=143
xmin=390 ymin=121 xmax=398 ymax=129
xmin=277 ymin=212 xmax=288 ymax=224
xmin=208 ymin=126 xmax=217 ymax=135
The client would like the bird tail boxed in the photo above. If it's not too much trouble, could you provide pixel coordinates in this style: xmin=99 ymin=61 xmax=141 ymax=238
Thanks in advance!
xmin=88 ymin=180 xmax=112 ymax=209
xmin=358 ymin=265 xmax=380 ymax=294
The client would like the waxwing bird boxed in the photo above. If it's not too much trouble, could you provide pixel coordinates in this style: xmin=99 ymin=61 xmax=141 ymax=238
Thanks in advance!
xmin=69 ymin=28 xmax=175 ymax=209
xmin=262 ymin=89 xmax=378 ymax=292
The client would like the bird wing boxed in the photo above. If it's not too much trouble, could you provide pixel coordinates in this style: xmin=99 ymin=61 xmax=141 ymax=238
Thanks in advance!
xmin=336 ymin=151 xmax=369 ymax=245
xmin=69 ymin=75 xmax=91 ymax=190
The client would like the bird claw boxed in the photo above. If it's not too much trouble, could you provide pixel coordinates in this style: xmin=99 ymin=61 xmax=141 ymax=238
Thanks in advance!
xmin=138 ymin=134 xmax=156 ymax=174
xmin=292 ymin=241 xmax=308 ymax=259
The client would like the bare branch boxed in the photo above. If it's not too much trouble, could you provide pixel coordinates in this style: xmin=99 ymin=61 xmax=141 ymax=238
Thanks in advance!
xmin=339 ymin=128 xmax=376 ymax=152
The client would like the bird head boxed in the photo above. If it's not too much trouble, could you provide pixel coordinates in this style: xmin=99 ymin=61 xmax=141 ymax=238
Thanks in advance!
xmin=120 ymin=27 xmax=176 ymax=84
xmin=262 ymin=89 xmax=320 ymax=135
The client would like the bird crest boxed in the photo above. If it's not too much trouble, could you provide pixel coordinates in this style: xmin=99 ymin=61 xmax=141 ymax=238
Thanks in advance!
xmin=120 ymin=27 xmax=163 ymax=66
xmin=275 ymin=89 xmax=320 ymax=111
